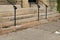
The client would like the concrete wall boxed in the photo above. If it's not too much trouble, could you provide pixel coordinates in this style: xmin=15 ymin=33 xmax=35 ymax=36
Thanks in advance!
xmin=23 ymin=0 xmax=29 ymax=8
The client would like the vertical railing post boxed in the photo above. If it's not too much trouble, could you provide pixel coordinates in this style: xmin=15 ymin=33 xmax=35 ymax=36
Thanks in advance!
xmin=45 ymin=5 xmax=48 ymax=19
xmin=7 ymin=0 xmax=17 ymax=26
xmin=13 ymin=5 xmax=17 ymax=26
xmin=21 ymin=0 xmax=23 ymax=8
xmin=37 ymin=0 xmax=40 ymax=21
xmin=37 ymin=5 xmax=40 ymax=21
xmin=39 ymin=1 xmax=48 ymax=19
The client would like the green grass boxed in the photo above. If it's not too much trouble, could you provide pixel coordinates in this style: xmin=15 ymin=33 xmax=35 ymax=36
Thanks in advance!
xmin=57 ymin=0 xmax=60 ymax=13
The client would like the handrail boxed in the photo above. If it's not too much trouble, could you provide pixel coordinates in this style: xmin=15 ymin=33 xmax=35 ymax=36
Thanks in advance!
xmin=39 ymin=1 xmax=47 ymax=6
xmin=7 ymin=0 xmax=17 ymax=26
xmin=7 ymin=0 xmax=16 ymax=5
xmin=29 ymin=1 xmax=40 ymax=21
xmin=37 ymin=4 xmax=40 ymax=21
xmin=21 ymin=0 xmax=23 ymax=8
xmin=29 ymin=0 xmax=48 ymax=21
xmin=39 ymin=1 xmax=48 ymax=19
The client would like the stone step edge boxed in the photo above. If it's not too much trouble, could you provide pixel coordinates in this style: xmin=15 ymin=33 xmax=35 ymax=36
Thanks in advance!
xmin=0 ymin=12 xmax=58 ymax=23
xmin=0 ymin=13 xmax=59 ymax=28
xmin=0 ymin=15 xmax=60 ymax=35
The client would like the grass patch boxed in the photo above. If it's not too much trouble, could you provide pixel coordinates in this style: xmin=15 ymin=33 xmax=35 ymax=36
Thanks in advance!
xmin=57 ymin=0 xmax=60 ymax=13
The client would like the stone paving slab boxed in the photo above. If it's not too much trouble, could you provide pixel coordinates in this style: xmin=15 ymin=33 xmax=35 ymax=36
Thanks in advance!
xmin=0 ymin=28 xmax=60 ymax=40
xmin=34 ymin=20 xmax=60 ymax=33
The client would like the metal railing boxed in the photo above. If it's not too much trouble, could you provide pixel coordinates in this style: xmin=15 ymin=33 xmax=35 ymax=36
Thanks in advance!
xmin=37 ymin=4 xmax=40 ymax=21
xmin=29 ymin=1 xmax=40 ymax=21
xmin=7 ymin=0 xmax=17 ymax=26
xmin=29 ymin=0 xmax=48 ymax=21
xmin=39 ymin=1 xmax=48 ymax=19
xmin=6 ymin=0 xmax=48 ymax=26
xmin=21 ymin=0 xmax=23 ymax=8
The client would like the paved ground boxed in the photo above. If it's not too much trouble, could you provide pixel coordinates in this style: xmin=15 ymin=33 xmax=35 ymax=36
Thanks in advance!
xmin=34 ymin=20 xmax=60 ymax=33
xmin=0 ymin=20 xmax=60 ymax=40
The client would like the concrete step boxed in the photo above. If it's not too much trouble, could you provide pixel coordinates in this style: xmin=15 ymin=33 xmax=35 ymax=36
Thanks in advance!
xmin=0 ymin=19 xmax=48 ymax=35
xmin=0 ymin=17 xmax=38 ymax=28
xmin=0 ymin=14 xmax=35 ymax=22
xmin=0 ymin=9 xmax=55 ymax=17
xmin=0 ymin=12 xmax=58 ymax=23
xmin=0 ymin=8 xmax=46 ymax=17
xmin=0 ymin=16 xmax=59 ymax=35
xmin=0 ymin=12 xmax=59 ymax=28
